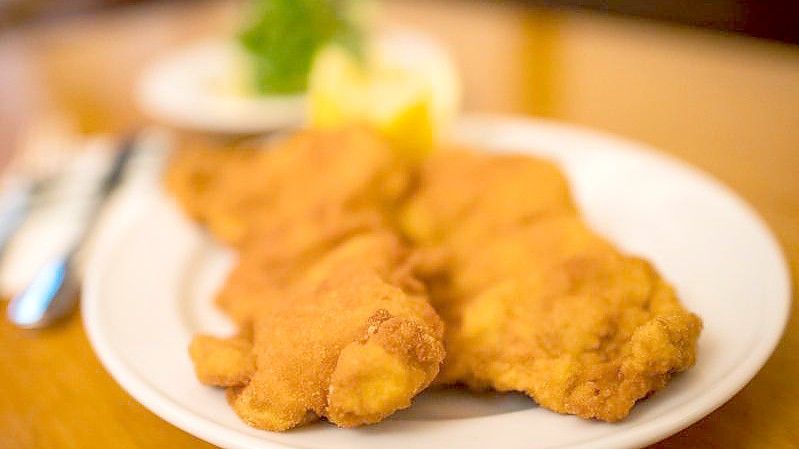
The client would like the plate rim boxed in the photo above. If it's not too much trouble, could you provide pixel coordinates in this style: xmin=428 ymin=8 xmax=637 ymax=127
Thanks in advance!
xmin=135 ymin=38 xmax=309 ymax=135
xmin=82 ymin=114 xmax=792 ymax=449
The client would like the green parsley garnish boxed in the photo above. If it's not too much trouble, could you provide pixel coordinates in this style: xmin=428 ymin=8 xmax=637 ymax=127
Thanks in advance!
xmin=238 ymin=0 xmax=364 ymax=95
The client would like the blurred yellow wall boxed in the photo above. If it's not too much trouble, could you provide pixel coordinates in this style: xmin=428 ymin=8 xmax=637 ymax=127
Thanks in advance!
xmin=549 ymin=11 xmax=799 ymax=213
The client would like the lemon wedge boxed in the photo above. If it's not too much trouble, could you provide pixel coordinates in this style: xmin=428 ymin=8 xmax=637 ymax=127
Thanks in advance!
xmin=309 ymin=30 xmax=460 ymax=161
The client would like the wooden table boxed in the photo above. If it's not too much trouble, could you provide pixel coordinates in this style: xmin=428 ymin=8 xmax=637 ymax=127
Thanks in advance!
xmin=0 ymin=1 xmax=797 ymax=447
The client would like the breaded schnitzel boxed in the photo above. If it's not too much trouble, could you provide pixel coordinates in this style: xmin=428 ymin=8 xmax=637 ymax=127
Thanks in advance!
xmin=169 ymin=130 xmax=702 ymax=428
xmin=169 ymin=128 xmax=445 ymax=430
xmin=190 ymin=231 xmax=444 ymax=430
xmin=166 ymin=127 xmax=411 ymax=247
xmin=401 ymin=149 xmax=702 ymax=422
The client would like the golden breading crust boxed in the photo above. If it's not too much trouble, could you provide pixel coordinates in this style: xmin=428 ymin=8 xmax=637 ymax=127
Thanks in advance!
xmin=170 ymin=130 xmax=702 ymax=428
xmin=190 ymin=231 xmax=445 ymax=430
xmin=400 ymin=149 xmax=702 ymax=422
xmin=166 ymin=128 xmax=411 ymax=247
xmin=171 ymin=128 xmax=445 ymax=431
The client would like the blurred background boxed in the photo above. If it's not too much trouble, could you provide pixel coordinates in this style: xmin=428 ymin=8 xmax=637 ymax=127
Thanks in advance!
xmin=0 ymin=1 xmax=798 ymax=448
xmin=1 ymin=0 xmax=798 ymax=197
xmin=4 ymin=0 xmax=799 ymax=41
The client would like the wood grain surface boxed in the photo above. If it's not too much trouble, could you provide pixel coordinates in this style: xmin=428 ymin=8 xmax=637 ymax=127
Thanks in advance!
xmin=0 ymin=1 xmax=797 ymax=448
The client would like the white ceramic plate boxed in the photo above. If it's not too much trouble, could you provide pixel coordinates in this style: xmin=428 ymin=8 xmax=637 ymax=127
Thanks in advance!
xmin=83 ymin=116 xmax=790 ymax=449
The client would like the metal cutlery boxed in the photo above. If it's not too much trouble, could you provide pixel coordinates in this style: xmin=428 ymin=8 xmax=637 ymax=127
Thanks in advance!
xmin=0 ymin=122 xmax=76 ymax=259
xmin=6 ymin=134 xmax=137 ymax=328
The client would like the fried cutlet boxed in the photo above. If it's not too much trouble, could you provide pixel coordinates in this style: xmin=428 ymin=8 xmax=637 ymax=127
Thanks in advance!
xmin=170 ymin=130 xmax=702 ymax=427
xmin=170 ymin=128 xmax=445 ymax=430
xmin=190 ymin=231 xmax=445 ymax=430
xmin=166 ymin=127 xmax=411 ymax=247
xmin=400 ymin=148 xmax=702 ymax=422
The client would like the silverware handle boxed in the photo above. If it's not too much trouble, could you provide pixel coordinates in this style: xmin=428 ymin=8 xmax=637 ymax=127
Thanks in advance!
xmin=0 ymin=179 xmax=34 ymax=255
xmin=6 ymin=252 xmax=79 ymax=328
xmin=6 ymin=134 xmax=137 ymax=328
